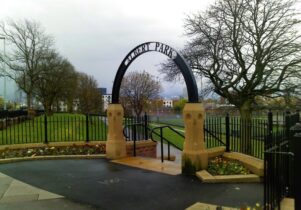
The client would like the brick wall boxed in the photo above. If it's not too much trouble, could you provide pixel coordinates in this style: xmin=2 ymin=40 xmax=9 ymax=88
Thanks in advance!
xmin=126 ymin=140 xmax=157 ymax=158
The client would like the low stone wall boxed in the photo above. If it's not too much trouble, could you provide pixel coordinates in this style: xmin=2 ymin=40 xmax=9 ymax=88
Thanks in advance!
xmin=126 ymin=140 xmax=157 ymax=158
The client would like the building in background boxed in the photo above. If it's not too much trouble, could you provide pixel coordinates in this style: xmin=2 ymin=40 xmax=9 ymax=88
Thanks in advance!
xmin=98 ymin=88 xmax=107 ymax=95
xmin=163 ymin=99 xmax=173 ymax=108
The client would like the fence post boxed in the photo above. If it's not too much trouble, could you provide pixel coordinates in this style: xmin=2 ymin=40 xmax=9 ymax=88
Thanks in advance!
xmin=133 ymin=124 xmax=137 ymax=157
xmin=160 ymin=127 xmax=164 ymax=163
xmin=286 ymin=111 xmax=292 ymax=149
xmin=44 ymin=114 xmax=48 ymax=144
xmin=267 ymin=110 xmax=273 ymax=148
xmin=144 ymin=112 xmax=148 ymax=140
xmin=86 ymin=114 xmax=89 ymax=142
xmin=225 ymin=113 xmax=230 ymax=152
xmin=291 ymin=123 xmax=301 ymax=210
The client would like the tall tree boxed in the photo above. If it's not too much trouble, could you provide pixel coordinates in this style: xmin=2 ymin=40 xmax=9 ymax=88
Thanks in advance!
xmin=77 ymin=72 xmax=102 ymax=113
xmin=161 ymin=0 xmax=301 ymax=153
xmin=120 ymin=71 xmax=161 ymax=117
xmin=161 ymin=0 xmax=301 ymax=118
xmin=33 ymin=51 xmax=77 ymax=115
xmin=0 ymin=19 xmax=54 ymax=109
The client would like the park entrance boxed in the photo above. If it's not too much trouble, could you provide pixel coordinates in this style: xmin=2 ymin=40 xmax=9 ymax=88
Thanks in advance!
xmin=106 ymin=42 xmax=208 ymax=174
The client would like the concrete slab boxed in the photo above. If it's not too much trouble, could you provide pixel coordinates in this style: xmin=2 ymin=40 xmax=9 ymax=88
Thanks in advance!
xmin=0 ymin=194 xmax=39 ymax=203
xmin=111 ymin=156 xmax=181 ymax=175
xmin=38 ymin=190 xmax=64 ymax=200
xmin=186 ymin=202 xmax=236 ymax=210
xmin=0 ymin=177 xmax=13 ymax=199
xmin=0 ymin=172 xmax=63 ymax=204
xmin=0 ymin=198 xmax=97 ymax=210
xmin=281 ymin=198 xmax=294 ymax=210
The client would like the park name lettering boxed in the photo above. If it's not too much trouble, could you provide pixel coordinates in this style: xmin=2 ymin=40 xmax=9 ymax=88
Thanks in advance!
xmin=125 ymin=42 xmax=176 ymax=65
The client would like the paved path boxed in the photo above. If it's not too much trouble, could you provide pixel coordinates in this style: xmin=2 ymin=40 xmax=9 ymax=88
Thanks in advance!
xmin=0 ymin=172 xmax=96 ymax=210
xmin=0 ymin=159 xmax=263 ymax=210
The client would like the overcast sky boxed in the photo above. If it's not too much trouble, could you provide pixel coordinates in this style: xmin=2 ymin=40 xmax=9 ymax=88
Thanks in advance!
xmin=0 ymin=0 xmax=213 ymax=100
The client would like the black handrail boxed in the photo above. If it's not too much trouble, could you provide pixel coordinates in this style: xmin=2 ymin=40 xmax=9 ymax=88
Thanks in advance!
xmin=150 ymin=125 xmax=184 ymax=162
xmin=150 ymin=121 xmax=225 ymax=147
xmin=204 ymin=127 xmax=226 ymax=146
xmin=123 ymin=123 xmax=144 ymax=140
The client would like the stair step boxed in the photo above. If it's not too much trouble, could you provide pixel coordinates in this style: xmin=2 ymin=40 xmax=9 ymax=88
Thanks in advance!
xmin=111 ymin=157 xmax=181 ymax=175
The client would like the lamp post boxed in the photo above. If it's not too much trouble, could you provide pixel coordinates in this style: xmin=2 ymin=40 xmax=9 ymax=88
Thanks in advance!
xmin=0 ymin=37 xmax=6 ymax=110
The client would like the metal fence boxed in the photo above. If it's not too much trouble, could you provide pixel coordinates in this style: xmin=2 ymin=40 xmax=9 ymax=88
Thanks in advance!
xmin=263 ymin=113 xmax=300 ymax=210
xmin=0 ymin=113 xmax=107 ymax=145
xmin=148 ymin=111 xmax=300 ymax=159
xmin=264 ymin=141 xmax=294 ymax=210
xmin=123 ymin=114 xmax=149 ymax=141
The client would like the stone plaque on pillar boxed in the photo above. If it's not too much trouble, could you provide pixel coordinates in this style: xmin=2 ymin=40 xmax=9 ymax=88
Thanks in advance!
xmin=182 ymin=103 xmax=208 ymax=175
xmin=106 ymin=104 xmax=127 ymax=159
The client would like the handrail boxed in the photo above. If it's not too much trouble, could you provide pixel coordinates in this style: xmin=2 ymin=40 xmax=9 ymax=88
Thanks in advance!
xmin=123 ymin=122 xmax=149 ymax=157
xmin=204 ymin=127 xmax=226 ymax=146
xmin=149 ymin=125 xmax=184 ymax=151
xmin=123 ymin=122 xmax=144 ymax=140
xmin=150 ymin=125 xmax=184 ymax=162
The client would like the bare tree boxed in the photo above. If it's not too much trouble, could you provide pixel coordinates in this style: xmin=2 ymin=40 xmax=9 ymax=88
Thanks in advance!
xmin=161 ymin=0 xmax=301 ymax=118
xmin=0 ymin=19 xmax=54 ymax=109
xmin=120 ymin=71 xmax=161 ymax=117
xmin=33 ymin=51 xmax=77 ymax=115
xmin=56 ymin=66 xmax=78 ymax=113
xmin=160 ymin=0 xmax=301 ymax=153
xmin=77 ymin=72 xmax=102 ymax=113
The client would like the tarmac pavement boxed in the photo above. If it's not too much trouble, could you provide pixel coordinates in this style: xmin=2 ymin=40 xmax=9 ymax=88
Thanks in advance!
xmin=0 ymin=159 xmax=263 ymax=210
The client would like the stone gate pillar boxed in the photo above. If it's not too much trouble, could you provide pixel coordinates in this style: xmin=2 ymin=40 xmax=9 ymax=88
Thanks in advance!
xmin=106 ymin=104 xmax=127 ymax=159
xmin=182 ymin=103 xmax=208 ymax=175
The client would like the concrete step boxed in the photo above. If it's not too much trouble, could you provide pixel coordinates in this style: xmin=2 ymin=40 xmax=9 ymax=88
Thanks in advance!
xmin=111 ymin=156 xmax=181 ymax=175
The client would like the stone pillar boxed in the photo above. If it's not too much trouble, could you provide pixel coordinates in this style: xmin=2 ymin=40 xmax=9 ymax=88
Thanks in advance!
xmin=106 ymin=104 xmax=127 ymax=159
xmin=182 ymin=103 xmax=208 ymax=175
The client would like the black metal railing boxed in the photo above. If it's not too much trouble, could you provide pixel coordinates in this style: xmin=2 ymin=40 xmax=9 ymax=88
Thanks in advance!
xmin=0 ymin=113 xmax=107 ymax=145
xmin=263 ymin=114 xmax=300 ymax=210
xmin=150 ymin=125 xmax=184 ymax=162
xmin=148 ymin=110 xmax=300 ymax=159
xmin=264 ymin=141 xmax=294 ymax=210
xmin=123 ymin=113 xmax=149 ymax=142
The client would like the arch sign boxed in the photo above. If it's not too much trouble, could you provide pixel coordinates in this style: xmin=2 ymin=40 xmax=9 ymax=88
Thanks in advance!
xmin=111 ymin=41 xmax=199 ymax=103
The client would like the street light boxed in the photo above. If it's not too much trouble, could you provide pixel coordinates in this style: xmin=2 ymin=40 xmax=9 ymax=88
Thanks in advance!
xmin=0 ymin=37 xmax=6 ymax=110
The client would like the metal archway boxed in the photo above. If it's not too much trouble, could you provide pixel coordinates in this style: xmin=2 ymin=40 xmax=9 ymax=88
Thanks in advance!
xmin=111 ymin=42 xmax=198 ymax=103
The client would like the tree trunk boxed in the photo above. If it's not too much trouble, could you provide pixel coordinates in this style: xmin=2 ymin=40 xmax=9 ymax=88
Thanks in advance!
xmin=26 ymin=93 xmax=32 ymax=109
xmin=238 ymin=101 xmax=252 ymax=155
xmin=43 ymin=101 xmax=53 ymax=116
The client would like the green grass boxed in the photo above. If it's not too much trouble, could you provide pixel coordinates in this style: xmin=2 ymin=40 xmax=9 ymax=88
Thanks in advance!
xmin=149 ymin=123 xmax=184 ymax=150
xmin=149 ymin=122 xmax=265 ymax=159
xmin=0 ymin=113 xmax=107 ymax=145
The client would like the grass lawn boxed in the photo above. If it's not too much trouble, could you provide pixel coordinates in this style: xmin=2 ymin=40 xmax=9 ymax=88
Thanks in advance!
xmin=149 ymin=122 xmax=265 ymax=159
xmin=0 ymin=113 xmax=107 ymax=145
xmin=149 ymin=123 xmax=185 ymax=150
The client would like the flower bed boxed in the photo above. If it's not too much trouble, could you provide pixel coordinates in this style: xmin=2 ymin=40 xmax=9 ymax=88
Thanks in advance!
xmin=208 ymin=156 xmax=250 ymax=176
xmin=0 ymin=144 xmax=105 ymax=159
